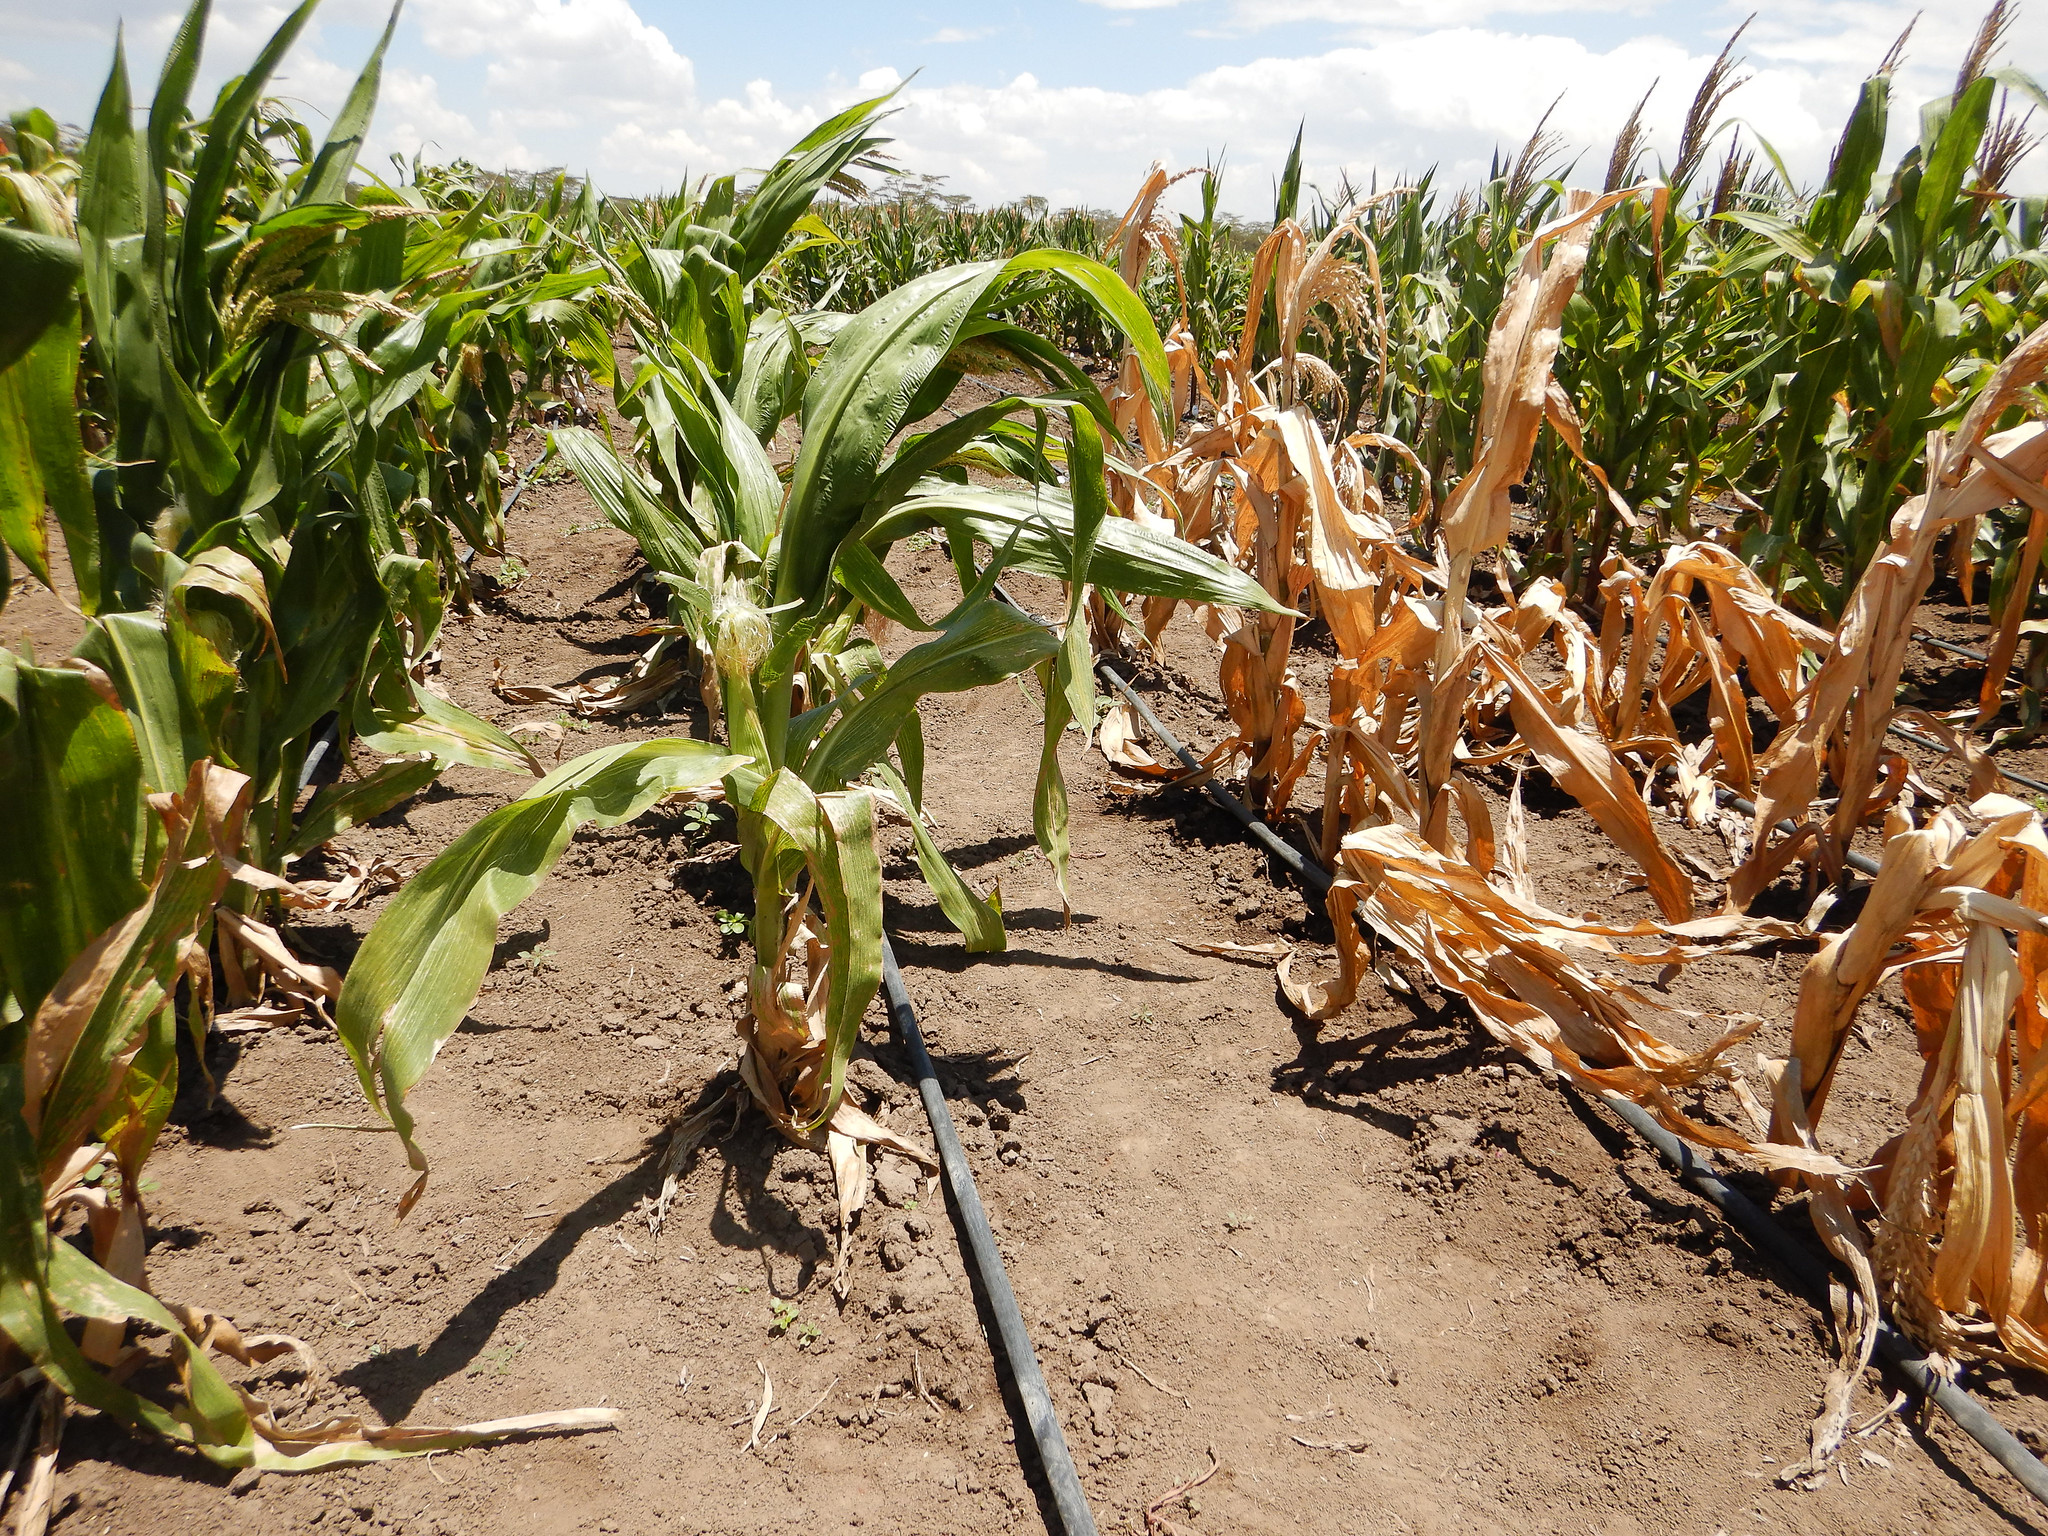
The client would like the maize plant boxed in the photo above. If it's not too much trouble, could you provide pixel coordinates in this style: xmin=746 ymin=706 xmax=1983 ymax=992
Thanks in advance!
xmin=1722 ymin=8 xmax=2048 ymax=612
xmin=0 ymin=0 xmax=612 ymax=1468
xmin=334 ymin=109 xmax=1281 ymax=1286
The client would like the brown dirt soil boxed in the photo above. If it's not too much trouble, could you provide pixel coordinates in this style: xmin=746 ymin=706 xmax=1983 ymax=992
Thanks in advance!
xmin=15 ymin=419 xmax=2048 ymax=1536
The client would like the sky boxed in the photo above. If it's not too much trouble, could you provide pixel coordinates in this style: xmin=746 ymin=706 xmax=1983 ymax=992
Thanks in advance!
xmin=4 ymin=0 xmax=2043 ymax=216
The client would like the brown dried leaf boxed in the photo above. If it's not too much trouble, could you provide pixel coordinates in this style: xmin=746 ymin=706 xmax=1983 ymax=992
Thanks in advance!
xmin=1483 ymin=626 xmax=1692 ymax=921
xmin=1170 ymin=939 xmax=1290 ymax=963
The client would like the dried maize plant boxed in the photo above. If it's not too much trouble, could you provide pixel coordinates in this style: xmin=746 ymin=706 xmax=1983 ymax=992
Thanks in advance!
xmin=1102 ymin=161 xmax=1202 ymax=463
xmin=1481 ymin=538 xmax=1836 ymax=896
xmin=1729 ymin=321 xmax=2048 ymax=911
xmin=1715 ymin=795 xmax=2048 ymax=1480
xmin=1101 ymin=187 xmax=1425 ymax=817
xmin=1418 ymin=186 xmax=1647 ymax=835
xmin=1267 ymin=187 xmax=1654 ymax=873
xmin=1870 ymin=810 xmax=2048 ymax=1374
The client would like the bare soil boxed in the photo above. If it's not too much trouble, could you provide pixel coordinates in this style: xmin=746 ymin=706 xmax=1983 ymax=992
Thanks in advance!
xmin=10 ymin=420 xmax=2048 ymax=1536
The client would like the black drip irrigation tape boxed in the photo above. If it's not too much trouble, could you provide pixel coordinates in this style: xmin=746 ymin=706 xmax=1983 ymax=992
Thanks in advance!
xmin=1603 ymin=1093 xmax=2048 ymax=1506
xmin=1919 ymin=632 xmax=1990 ymax=664
xmin=1096 ymin=663 xmax=1333 ymax=898
xmin=1092 ymin=654 xmax=2048 ymax=1511
xmin=878 ymin=940 xmax=1101 ymax=1536
xmin=296 ymin=713 xmax=341 ymax=796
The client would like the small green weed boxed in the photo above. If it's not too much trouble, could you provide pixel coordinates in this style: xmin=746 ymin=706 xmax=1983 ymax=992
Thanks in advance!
xmin=466 ymin=1343 xmax=521 ymax=1378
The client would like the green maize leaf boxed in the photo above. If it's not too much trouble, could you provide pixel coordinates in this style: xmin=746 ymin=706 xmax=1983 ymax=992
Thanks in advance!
xmin=157 ymin=342 xmax=238 ymax=498
xmin=777 ymin=262 xmax=1014 ymax=610
xmin=337 ymin=738 xmax=748 ymax=1211
xmin=0 ymin=226 xmax=82 ymax=372
xmin=895 ymin=706 xmax=925 ymax=809
xmin=0 ymin=653 xmax=149 ymax=1023
xmin=1275 ymin=121 xmax=1305 ymax=224
xmin=990 ymin=249 xmax=1171 ymax=441
xmin=779 ymin=253 xmax=1167 ymax=616
xmin=955 ymin=321 xmax=1116 ymax=430
xmin=0 ymin=294 xmax=97 ymax=610
xmin=74 ymin=36 xmax=143 ymax=372
xmin=935 ymin=418 xmax=1069 ymax=486
xmin=867 ymin=393 xmax=1071 ymax=511
xmin=733 ymin=309 xmax=809 ymax=442
xmin=17 ymin=310 xmax=98 ymax=612
xmin=23 ymin=758 xmax=235 ymax=1186
xmin=656 ymin=351 xmax=780 ymax=554
xmin=0 ymin=365 xmax=51 ymax=596
xmin=801 ymin=597 xmax=1059 ymax=792
xmin=551 ymin=425 xmax=708 ymax=580
xmin=526 ymin=297 xmax=617 ymax=390
xmin=240 ymin=202 xmax=391 ymax=243
xmin=1714 ymin=209 xmax=1820 ymax=266
xmin=617 ymin=355 xmax=692 ymax=509
xmin=872 ymin=761 xmax=1003 ymax=953
xmin=298 ymin=1 xmax=398 ymax=208
xmin=867 ymin=483 xmax=1294 ymax=615
xmin=1032 ymin=412 xmax=1106 ymax=912
xmin=376 ymin=549 xmax=445 ymax=662
xmin=1812 ymin=74 xmax=1889 ymax=253
xmin=743 ymin=770 xmax=882 ymax=1134
xmin=145 ymin=0 xmax=209 ymax=217
xmin=79 ymin=611 xmax=232 ymax=793
xmin=284 ymin=755 xmax=439 ymax=858
xmin=358 ymin=684 xmax=540 ymax=778
xmin=266 ymin=508 xmax=388 ymax=750
xmin=1917 ymin=75 xmax=1995 ymax=258
xmin=729 ymin=90 xmax=896 ymax=285
xmin=833 ymin=538 xmax=932 ymax=631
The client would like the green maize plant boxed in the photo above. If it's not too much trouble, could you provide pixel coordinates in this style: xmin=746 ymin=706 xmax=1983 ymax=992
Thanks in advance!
xmin=0 ymin=0 xmax=613 ymax=1466
xmin=1530 ymin=27 xmax=1764 ymax=597
xmin=335 ymin=111 xmax=1284 ymax=1281
xmin=1722 ymin=14 xmax=2048 ymax=614
xmin=1175 ymin=161 xmax=1256 ymax=381
xmin=305 ymin=151 xmax=621 ymax=609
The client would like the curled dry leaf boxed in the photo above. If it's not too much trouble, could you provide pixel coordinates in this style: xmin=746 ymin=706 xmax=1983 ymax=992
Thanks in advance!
xmin=1171 ymin=939 xmax=1291 ymax=964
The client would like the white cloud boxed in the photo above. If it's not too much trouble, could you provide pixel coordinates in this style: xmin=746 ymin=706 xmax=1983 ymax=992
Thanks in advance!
xmin=922 ymin=25 xmax=995 ymax=43
xmin=4 ymin=0 xmax=2040 ymax=208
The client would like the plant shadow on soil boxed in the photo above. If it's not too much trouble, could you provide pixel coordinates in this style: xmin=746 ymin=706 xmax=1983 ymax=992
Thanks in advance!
xmin=333 ymin=1079 xmax=846 ymax=1423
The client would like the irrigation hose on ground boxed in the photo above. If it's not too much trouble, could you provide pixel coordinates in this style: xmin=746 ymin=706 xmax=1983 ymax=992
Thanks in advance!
xmin=879 ymin=939 xmax=1103 ymax=1536
xmin=1091 ymin=657 xmax=2048 ymax=1511
xmin=1602 ymin=1094 xmax=2048 ymax=1506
